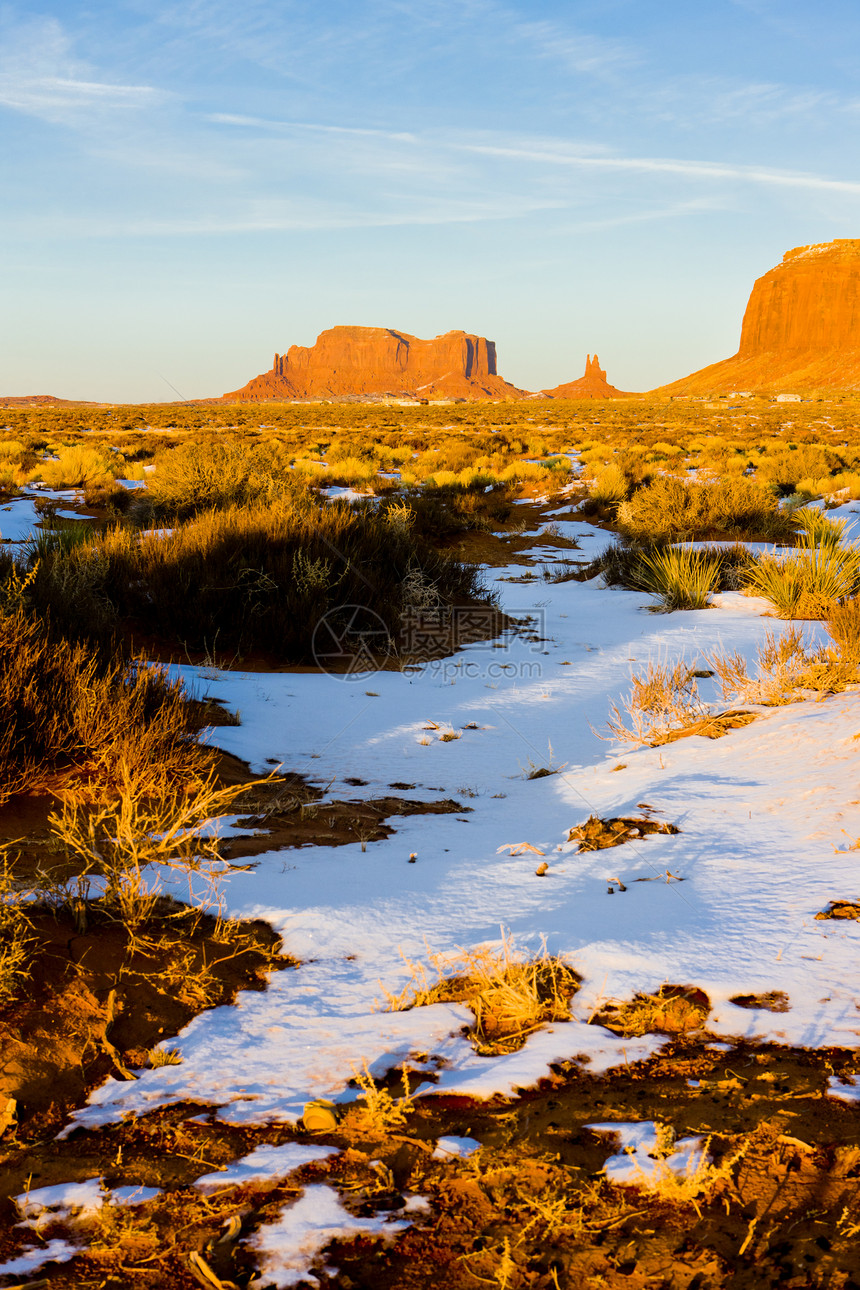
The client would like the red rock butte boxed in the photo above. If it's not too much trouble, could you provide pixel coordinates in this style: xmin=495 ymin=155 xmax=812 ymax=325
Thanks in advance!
xmin=542 ymin=354 xmax=633 ymax=399
xmin=656 ymin=239 xmax=860 ymax=395
xmin=222 ymin=326 xmax=526 ymax=401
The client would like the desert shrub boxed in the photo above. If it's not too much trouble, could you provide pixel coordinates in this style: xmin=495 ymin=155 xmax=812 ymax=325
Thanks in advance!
xmin=143 ymin=440 xmax=299 ymax=519
xmin=617 ymin=475 xmax=790 ymax=543
xmin=825 ymin=598 xmax=860 ymax=662
xmin=595 ymin=540 xmax=756 ymax=597
xmin=744 ymin=540 xmax=860 ymax=619
xmin=404 ymin=482 xmax=514 ymax=539
xmin=382 ymin=932 xmax=579 ymax=1054
xmin=23 ymin=495 xmax=490 ymax=662
xmin=0 ymin=603 xmax=214 ymax=805
xmin=606 ymin=659 xmax=709 ymax=746
xmin=756 ymin=445 xmax=836 ymax=491
xmin=0 ymin=855 xmax=31 ymax=1003
xmin=589 ymin=464 xmax=628 ymax=507
xmin=635 ymin=546 xmax=721 ymax=611
xmin=34 ymin=446 xmax=117 ymax=490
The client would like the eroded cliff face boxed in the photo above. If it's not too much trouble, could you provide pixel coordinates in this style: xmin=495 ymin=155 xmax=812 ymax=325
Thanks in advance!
xmin=656 ymin=239 xmax=860 ymax=394
xmin=222 ymin=326 xmax=525 ymax=401
xmin=542 ymin=354 xmax=632 ymax=399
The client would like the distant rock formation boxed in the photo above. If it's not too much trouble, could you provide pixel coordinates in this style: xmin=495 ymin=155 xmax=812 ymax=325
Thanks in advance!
xmin=0 ymin=394 xmax=75 ymax=406
xmin=542 ymin=355 xmax=633 ymax=399
xmin=223 ymin=326 xmax=526 ymax=401
xmin=656 ymin=239 xmax=860 ymax=395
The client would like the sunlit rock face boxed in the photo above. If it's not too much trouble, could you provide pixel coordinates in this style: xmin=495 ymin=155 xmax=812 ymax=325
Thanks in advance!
xmin=542 ymin=354 xmax=633 ymax=399
xmin=222 ymin=325 xmax=526 ymax=400
xmin=656 ymin=239 xmax=860 ymax=394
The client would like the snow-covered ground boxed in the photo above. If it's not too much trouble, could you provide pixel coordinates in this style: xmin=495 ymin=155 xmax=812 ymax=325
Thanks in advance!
xmin=65 ymin=506 xmax=860 ymax=1139
xmin=47 ymin=502 xmax=860 ymax=1283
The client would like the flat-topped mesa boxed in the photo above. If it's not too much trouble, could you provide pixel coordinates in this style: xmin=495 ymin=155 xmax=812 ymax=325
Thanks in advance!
xmin=655 ymin=239 xmax=860 ymax=395
xmin=222 ymin=325 xmax=526 ymax=401
xmin=542 ymin=354 xmax=633 ymax=399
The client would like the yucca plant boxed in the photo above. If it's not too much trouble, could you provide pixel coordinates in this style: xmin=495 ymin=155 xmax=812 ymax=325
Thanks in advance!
xmin=636 ymin=546 xmax=721 ymax=611
xmin=792 ymin=507 xmax=849 ymax=549
xmin=745 ymin=543 xmax=860 ymax=619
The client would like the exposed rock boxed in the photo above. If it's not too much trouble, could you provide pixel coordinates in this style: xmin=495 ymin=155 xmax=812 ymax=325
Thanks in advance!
xmin=656 ymin=239 xmax=860 ymax=394
xmin=542 ymin=354 xmax=633 ymax=399
xmin=222 ymin=325 xmax=526 ymax=401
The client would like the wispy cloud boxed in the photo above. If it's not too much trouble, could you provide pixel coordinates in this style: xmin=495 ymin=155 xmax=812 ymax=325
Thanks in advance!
xmin=206 ymin=112 xmax=417 ymax=143
xmin=458 ymin=141 xmax=860 ymax=197
xmin=0 ymin=14 xmax=167 ymax=124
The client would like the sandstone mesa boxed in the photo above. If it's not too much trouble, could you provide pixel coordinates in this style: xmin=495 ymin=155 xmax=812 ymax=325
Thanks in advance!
xmin=222 ymin=326 xmax=526 ymax=402
xmin=222 ymin=326 xmax=632 ymax=403
xmin=655 ymin=238 xmax=860 ymax=395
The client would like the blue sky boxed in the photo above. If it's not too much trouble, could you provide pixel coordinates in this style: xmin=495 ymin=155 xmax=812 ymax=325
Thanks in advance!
xmin=3 ymin=1 xmax=860 ymax=401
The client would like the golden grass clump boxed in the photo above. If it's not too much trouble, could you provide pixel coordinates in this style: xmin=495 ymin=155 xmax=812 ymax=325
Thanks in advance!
xmin=606 ymin=659 xmax=708 ymax=746
xmin=635 ymin=545 xmax=721 ymax=611
xmin=0 ymin=603 xmax=215 ymax=806
xmin=594 ymin=986 xmax=710 ymax=1037
xmin=382 ymin=931 xmax=580 ymax=1054
xmin=743 ymin=537 xmax=860 ymax=619
xmin=35 ymin=445 xmax=117 ymax=489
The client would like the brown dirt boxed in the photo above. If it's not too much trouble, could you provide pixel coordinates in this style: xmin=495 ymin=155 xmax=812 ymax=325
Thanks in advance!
xmin=5 ymin=1037 xmax=860 ymax=1288
xmin=220 ymin=786 xmax=471 ymax=860
xmin=0 ymin=901 xmax=291 ymax=1138
xmin=568 ymin=813 xmax=681 ymax=852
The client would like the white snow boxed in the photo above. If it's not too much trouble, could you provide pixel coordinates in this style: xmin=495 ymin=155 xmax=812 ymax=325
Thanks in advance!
xmin=828 ymin=1074 xmax=860 ymax=1101
xmin=245 ymin=1183 xmax=410 ymax=1288
xmin=0 ymin=1238 xmax=79 ymax=1277
xmin=433 ymin=1135 xmax=481 ymax=1159
xmin=587 ymin=1120 xmax=706 ymax=1186
xmin=45 ymin=502 xmax=860 ymax=1272
xmin=61 ymin=512 xmax=860 ymax=1136
xmin=194 ymin=1143 xmax=337 ymax=1194
xmin=15 ymin=1177 xmax=159 ymax=1227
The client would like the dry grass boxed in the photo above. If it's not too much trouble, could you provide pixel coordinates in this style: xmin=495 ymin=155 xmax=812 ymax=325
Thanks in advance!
xmin=46 ymin=765 xmax=267 ymax=931
xmin=594 ymin=986 xmax=710 ymax=1037
xmin=605 ymin=659 xmax=710 ymax=746
xmin=342 ymin=1060 xmax=415 ymax=1136
xmin=710 ymin=625 xmax=860 ymax=706
xmin=382 ymin=931 xmax=580 ymax=1054
xmin=0 ymin=603 xmax=214 ymax=807
xmin=0 ymin=852 xmax=32 ymax=1004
